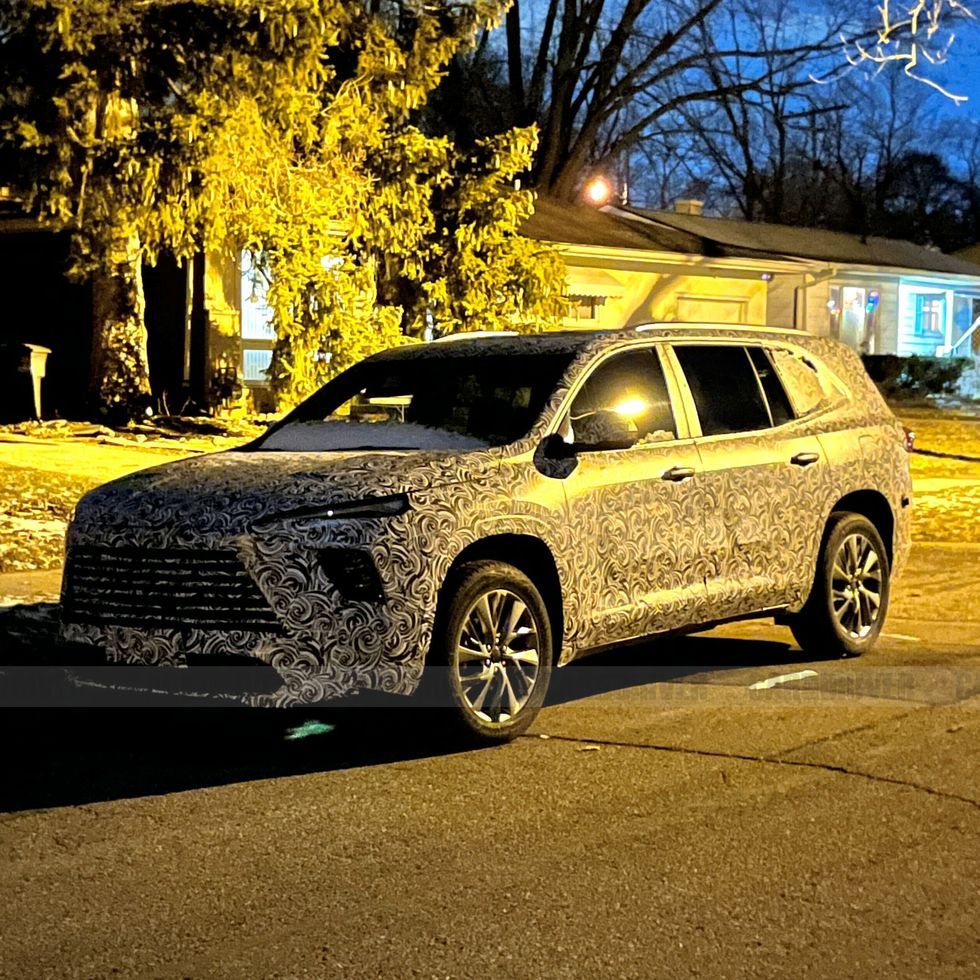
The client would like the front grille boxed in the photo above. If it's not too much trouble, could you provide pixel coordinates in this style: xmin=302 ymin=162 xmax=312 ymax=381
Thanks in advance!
xmin=64 ymin=546 xmax=282 ymax=632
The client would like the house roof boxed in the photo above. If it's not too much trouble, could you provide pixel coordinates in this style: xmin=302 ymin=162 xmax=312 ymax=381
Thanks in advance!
xmin=522 ymin=198 xmax=702 ymax=254
xmin=624 ymin=207 xmax=980 ymax=276
xmin=522 ymin=197 xmax=980 ymax=277
xmin=954 ymin=243 xmax=980 ymax=269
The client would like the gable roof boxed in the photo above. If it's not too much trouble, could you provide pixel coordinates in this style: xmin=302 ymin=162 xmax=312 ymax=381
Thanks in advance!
xmin=623 ymin=207 xmax=980 ymax=276
xmin=522 ymin=197 xmax=980 ymax=277
xmin=521 ymin=197 xmax=695 ymax=252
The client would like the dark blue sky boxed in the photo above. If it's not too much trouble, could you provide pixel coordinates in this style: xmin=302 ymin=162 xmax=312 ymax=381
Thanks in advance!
xmin=944 ymin=27 xmax=980 ymax=114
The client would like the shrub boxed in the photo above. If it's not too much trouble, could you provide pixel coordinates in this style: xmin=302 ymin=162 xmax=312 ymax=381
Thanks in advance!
xmin=862 ymin=354 xmax=972 ymax=397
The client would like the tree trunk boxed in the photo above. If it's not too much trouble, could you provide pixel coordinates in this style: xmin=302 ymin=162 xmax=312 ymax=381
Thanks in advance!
xmin=89 ymin=235 xmax=152 ymax=421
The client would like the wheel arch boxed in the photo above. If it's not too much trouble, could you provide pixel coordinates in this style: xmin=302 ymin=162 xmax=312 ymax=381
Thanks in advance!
xmin=828 ymin=490 xmax=895 ymax=568
xmin=434 ymin=534 xmax=564 ymax=659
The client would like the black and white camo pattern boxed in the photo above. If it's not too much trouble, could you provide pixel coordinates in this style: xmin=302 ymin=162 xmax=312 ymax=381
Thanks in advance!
xmin=61 ymin=327 xmax=912 ymax=706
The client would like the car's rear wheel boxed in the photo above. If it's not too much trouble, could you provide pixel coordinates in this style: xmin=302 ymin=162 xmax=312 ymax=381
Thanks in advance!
xmin=789 ymin=512 xmax=890 ymax=659
xmin=426 ymin=560 xmax=553 ymax=744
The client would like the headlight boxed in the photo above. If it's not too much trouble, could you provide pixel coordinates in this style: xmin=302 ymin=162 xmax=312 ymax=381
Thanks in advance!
xmin=318 ymin=495 xmax=410 ymax=519
xmin=255 ymin=494 xmax=410 ymax=527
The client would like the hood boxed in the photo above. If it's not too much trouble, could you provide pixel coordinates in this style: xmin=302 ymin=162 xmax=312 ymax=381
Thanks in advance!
xmin=71 ymin=447 xmax=498 ymax=542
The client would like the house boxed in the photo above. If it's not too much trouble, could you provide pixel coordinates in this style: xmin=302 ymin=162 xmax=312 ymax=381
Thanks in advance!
xmin=235 ymin=199 xmax=980 ymax=403
xmin=954 ymin=242 xmax=980 ymax=360
xmin=3 ymin=191 xmax=980 ymax=418
xmin=525 ymin=199 xmax=980 ymax=366
xmin=0 ymin=190 xmax=245 ymax=418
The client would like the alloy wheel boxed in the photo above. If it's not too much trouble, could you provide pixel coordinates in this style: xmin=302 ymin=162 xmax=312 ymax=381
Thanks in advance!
xmin=454 ymin=588 xmax=541 ymax=725
xmin=830 ymin=532 xmax=883 ymax=640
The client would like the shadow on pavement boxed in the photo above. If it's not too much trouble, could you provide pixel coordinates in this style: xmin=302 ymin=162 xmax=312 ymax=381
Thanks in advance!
xmin=547 ymin=632 xmax=808 ymax=705
xmin=0 ymin=602 xmax=815 ymax=814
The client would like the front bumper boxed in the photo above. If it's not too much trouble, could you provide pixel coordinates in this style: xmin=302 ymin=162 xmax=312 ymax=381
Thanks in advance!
xmin=60 ymin=525 xmax=436 ymax=707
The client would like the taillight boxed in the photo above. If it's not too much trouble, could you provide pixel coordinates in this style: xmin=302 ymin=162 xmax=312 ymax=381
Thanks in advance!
xmin=902 ymin=426 xmax=915 ymax=453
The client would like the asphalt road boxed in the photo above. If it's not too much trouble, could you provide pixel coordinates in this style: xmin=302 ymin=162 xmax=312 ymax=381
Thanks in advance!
xmin=1 ymin=543 xmax=978 ymax=979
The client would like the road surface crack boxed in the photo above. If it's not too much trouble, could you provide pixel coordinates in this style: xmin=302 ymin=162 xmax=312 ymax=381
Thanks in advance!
xmin=526 ymin=733 xmax=980 ymax=810
xmin=768 ymin=708 xmax=927 ymax=760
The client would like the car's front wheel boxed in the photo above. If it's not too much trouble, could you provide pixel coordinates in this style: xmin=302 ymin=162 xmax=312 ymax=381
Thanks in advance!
xmin=789 ymin=512 xmax=890 ymax=658
xmin=426 ymin=560 xmax=554 ymax=743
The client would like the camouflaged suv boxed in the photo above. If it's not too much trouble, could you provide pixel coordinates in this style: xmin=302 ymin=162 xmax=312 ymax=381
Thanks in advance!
xmin=62 ymin=324 xmax=912 ymax=741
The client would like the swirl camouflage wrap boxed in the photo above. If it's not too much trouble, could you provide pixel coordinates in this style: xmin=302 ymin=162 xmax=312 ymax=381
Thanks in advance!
xmin=61 ymin=325 xmax=912 ymax=706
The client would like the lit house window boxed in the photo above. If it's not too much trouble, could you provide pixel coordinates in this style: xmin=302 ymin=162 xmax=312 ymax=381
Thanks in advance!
xmin=953 ymin=294 xmax=980 ymax=347
xmin=241 ymin=252 xmax=276 ymax=384
xmin=569 ymin=294 xmax=607 ymax=320
xmin=827 ymin=286 xmax=842 ymax=335
xmin=243 ymin=348 xmax=273 ymax=382
xmin=914 ymin=294 xmax=946 ymax=337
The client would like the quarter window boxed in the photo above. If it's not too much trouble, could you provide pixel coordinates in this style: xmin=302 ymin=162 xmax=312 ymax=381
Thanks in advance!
xmin=567 ymin=349 xmax=677 ymax=445
xmin=769 ymin=348 xmax=838 ymax=417
xmin=674 ymin=345 xmax=771 ymax=436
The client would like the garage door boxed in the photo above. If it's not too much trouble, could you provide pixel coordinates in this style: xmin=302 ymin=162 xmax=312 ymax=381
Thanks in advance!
xmin=675 ymin=295 xmax=748 ymax=324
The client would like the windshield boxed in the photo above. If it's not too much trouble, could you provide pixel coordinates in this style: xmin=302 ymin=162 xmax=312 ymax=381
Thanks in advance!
xmin=256 ymin=349 xmax=575 ymax=452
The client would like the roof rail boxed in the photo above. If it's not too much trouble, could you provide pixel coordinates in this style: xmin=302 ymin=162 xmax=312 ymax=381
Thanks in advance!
xmin=633 ymin=321 xmax=801 ymax=336
xmin=433 ymin=330 xmax=521 ymax=343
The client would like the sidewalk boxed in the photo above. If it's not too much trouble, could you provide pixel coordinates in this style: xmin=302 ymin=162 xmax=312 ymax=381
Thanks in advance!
xmin=0 ymin=569 xmax=61 ymax=606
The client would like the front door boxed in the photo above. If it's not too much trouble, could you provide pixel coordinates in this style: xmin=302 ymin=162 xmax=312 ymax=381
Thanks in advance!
xmin=557 ymin=345 xmax=711 ymax=652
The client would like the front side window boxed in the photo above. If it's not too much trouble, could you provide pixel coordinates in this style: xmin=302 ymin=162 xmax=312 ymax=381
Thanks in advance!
xmin=257 ymin=350 xmax=575 ymax=452
xmin=566 ymin=348 xmax=677 ymax=446
xmin=673 ymin=345 xmax=771 ymax=437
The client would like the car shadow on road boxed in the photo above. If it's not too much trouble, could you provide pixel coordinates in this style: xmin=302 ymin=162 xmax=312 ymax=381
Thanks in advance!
xmin=1 ymin=604 xmax=821 ymax=815
xmin=547 ymin=632 xmax=813 ymax=706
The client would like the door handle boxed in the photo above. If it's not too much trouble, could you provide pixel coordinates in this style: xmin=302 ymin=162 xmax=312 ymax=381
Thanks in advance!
xmin=662 ymin=465 xmax=696 ymax=482
xmin=790 ymin=452 xmax=820 ymax=467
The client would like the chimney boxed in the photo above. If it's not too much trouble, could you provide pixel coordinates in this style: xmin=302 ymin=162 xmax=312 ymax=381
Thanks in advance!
xmin=674 ymin=199 xmax=704 ymax=216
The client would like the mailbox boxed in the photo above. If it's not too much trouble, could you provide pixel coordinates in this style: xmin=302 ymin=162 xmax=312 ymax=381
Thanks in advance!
xmin=0 ymin=342 xmax=51 ymax=422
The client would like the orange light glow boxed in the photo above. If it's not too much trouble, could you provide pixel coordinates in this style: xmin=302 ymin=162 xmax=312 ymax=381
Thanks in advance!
xmin=613 ymin=397 xmax=647 ymax=418
xmin=583 ymin=176 xmax=612 ymax=205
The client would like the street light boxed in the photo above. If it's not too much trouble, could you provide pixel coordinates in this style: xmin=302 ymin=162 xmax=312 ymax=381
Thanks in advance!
xmin=583 ymin=175 xmax=612 ymax=206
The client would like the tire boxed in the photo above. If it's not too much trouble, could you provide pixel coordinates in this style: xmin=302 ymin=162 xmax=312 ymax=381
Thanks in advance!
xmin=789 ymin=512 xmax=891 ymax=659
xmin=423 ymin=560 xmax=554 ymax=744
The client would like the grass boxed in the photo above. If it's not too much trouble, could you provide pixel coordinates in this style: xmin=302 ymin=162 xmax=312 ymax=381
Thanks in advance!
xmin=1 ymin=407 xmax=979 ymax=575
xmin=0 ymin=463 xmax=99 ymax=573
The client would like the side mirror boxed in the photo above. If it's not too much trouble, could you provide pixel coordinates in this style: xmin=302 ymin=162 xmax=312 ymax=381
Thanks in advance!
xmin=538 ymin=432 xmax=575 ymax=460
xmin=533 ymin=432 xmax=578 ymax=478
xmin=569 ymin=409 xmax=638 ymax=453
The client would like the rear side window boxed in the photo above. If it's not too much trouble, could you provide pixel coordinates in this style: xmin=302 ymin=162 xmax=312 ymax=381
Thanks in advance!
xmin=674 ymin=345 xmax=770 ymax=436
xmin=769 ymin=348 xmax=838 ymax=417
xmin=747 ymin=347 xmax=794 ymax=426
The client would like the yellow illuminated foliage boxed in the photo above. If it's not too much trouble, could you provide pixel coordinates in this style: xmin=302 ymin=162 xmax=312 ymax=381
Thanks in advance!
xmin=0 ymin=1 xmax=567 ymax=413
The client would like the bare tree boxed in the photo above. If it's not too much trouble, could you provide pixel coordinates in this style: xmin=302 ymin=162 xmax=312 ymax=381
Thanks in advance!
xmin=844 ymin=0 xmax=976 ymax=104
xmin=496 ymin=0 xmax=849 ymax=198
xmin=425 ymin=0 xmax=977 ymax=209
xmin=660 ymin=1 xmax=851 ymax=221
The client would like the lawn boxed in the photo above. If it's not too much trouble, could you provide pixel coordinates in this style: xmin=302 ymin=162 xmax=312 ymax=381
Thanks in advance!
xmin=0 ymin=434 xmax=209 ymax=573
xmin=1 ymin=408 xmax=978 ymax=574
